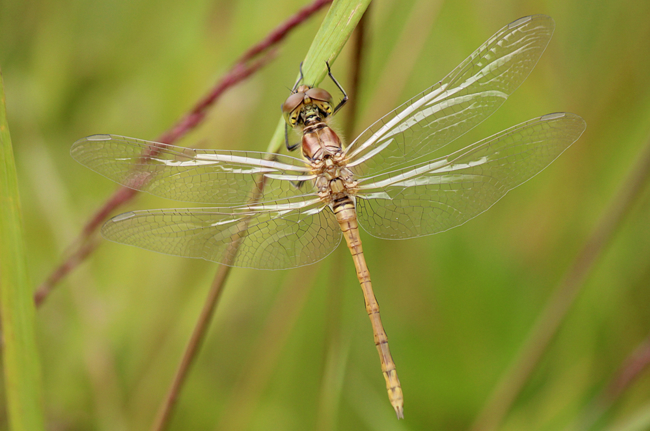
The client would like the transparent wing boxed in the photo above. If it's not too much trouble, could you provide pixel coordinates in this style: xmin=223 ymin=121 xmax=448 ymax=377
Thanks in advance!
xmin=101 ymin=198 xmax=341 ymax=270
xmin=71 ymin=134 xmax=315 ymax=205
xmin=355 ymin=113 xmax=586 ymax=239
xmin=346 ymin=14 xmax=555 ymax=177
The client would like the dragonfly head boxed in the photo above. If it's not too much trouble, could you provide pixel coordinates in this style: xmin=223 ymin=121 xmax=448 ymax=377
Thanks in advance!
xmin=282 ymin=85 xmax=334 ymax=128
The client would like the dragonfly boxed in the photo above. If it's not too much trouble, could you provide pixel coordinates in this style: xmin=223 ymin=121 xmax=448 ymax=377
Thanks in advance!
xmin=71 ymin=14 xmax=586 ymax=419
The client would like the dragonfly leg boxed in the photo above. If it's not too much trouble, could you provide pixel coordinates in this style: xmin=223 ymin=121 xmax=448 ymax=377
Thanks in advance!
xmin=326 ymin=61 xmax=348 ymax=115
xmin=289 ymin=179 xmax=306 ymax=190
xmin=285 ymin=123 xmax=300 ymax=152
xmin=291 ymin=61 xmax=305 ymax=93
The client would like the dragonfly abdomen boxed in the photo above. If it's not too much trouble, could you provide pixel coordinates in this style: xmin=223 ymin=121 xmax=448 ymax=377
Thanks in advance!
xmin=334 ymin=200 xmax=405 ymax=418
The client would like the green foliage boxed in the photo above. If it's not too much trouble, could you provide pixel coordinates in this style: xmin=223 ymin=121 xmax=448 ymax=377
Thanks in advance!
xmin=0 ymin=71 xmax=45 ymax=430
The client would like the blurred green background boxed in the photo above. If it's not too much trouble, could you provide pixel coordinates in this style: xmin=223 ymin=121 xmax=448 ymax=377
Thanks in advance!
xmin=2 ymin=0 xmax=650 ymax=429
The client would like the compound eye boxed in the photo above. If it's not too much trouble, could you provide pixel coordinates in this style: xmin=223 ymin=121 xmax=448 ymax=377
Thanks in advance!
xmin=282 ymin=92 xmax=305 ymax=115
xmin=305 ymin=88 xmax=332 ymax=103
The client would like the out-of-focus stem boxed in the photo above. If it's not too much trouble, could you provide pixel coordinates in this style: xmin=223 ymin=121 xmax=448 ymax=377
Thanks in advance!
xmin=34 ymin=236 xmax=100 ymax=306
xmin=604 ymin=334 xmax=650 ymax=402
xmin=150 ymin=264 xmax=232 ymax=431
xmin=342 ymin=5 xmax=368 ymax=138
xmin=214 ymin=266 xmax=319 ymax=431
xmin=576 ymin=333 xmax=650 ymax=431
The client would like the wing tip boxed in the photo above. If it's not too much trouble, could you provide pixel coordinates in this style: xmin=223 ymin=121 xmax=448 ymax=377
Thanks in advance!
xmin=86 ymin=134 xmax=113 ymax=142
xmin=70 ymin=134 xmax=113 ymax=158
xmin=509 ymin=14 xmax=554 ymax=30
xmin=111 ymin=211 xmax=136 ymax=222
xmin=540 ymin=112 xmax=587 ymax=131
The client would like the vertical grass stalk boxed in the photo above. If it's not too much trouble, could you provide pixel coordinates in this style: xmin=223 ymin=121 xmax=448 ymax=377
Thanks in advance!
xmin=0 ymin=70 xmax=45 ymax=430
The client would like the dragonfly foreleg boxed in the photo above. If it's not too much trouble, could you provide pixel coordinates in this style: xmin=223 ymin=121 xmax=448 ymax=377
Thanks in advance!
xmin=289 ymin=179 xmax=306 ymax=190
xmin=291 ymin=61 xmax=305 ymax=93
xmin=326 ymin=61 xmax=348 ymax=115
xmin=284 ymin=123 xmax=301 ymax=152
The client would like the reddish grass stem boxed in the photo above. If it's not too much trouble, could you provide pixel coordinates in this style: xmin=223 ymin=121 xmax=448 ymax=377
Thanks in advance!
xmin=151 ymin=264 xmax=232 ymax=431
xmin=605 ymin=334 xmax=650 ymax=401
xmin=35 ymin=0 xmax=333 ymax=306
xmin=577 ymin=332 xmax=650 ymax=430
xmin=34 ymin=237 xmax=100 ymax=306
xmin=471 ymin=133 xmax=650 ymax=431
xmin=342 ymin=5 xmax=368 ymax=138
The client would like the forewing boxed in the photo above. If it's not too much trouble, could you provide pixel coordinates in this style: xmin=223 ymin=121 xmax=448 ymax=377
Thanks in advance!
xmin=101 ymin=198 xmax=341 ymax=270
xmin=346 ymin=15 xmax=555 ymax=176
xmin=355 ymin=113 xmax=586 ymax=239
xmin=71 ymin=134 xmax=315 ymax=205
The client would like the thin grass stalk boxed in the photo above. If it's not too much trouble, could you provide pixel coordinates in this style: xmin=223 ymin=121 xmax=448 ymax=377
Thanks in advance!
xmin=471 ymin=132 xmax=650 ymax=431
xmin=602 ymin=333 xmax=650 ymax=408
xmin=34 ymin=235 xmax=99 ymax=305
xmin=342 ymin=5 xmax=368 ymax=137
xmin=150 ymin=264 xmax=232 ymax=431
xmin=575 ymin=332 xmax=650 ymax=431
xmin=0 ymin=70 xmax=45 ymax=430
xmin=150 ymin=1 xmax=371 ymax=429
xmin=605 ymin=401 xmax=650 ymax=431
xmin=215 ymin=266 xmax=319 ymax=430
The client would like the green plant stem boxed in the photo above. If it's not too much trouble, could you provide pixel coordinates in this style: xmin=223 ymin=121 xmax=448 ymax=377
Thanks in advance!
xmin=0 ymin=70 xmax=45 ymax=430
xmin=150 ymin=264 xmax=231 ymax=431
xmin=215 ymin=266 xmax=319 ymax=431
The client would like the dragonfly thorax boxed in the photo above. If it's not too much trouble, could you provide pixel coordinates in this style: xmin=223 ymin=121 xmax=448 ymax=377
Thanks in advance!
xmin=311 ymin=152 xmax=357 ymax=202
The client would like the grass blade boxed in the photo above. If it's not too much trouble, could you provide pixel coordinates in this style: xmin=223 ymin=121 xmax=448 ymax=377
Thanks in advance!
xmin=0 ymin=70 xmax=45 ymax=429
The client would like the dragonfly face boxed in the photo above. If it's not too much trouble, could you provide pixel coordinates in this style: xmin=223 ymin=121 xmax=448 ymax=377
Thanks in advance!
xmin=282 ymin=85 xmax=334 ymax=129
xmin=71 ymin=15 xmax=586 ymax=418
